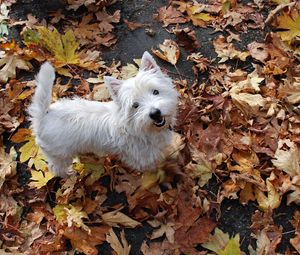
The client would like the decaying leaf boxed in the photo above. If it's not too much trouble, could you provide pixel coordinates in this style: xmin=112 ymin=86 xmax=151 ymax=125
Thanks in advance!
xmin=255 ymin=172 xmax=281 ymax=211
xmin=155 ymin=6 xmax=187 ymax=27
xmin=272 ymin=139 xmax=300 ymax=177
xmin=106 ymin=229 xmax=131 ymax=255
xmin=0 ymin=147 xmax=17 ymax=189
xmin=152 ymin=39 xmax=180 ymax=65
xmin=213 ymin=35 xmax=250 ymax=63
xmin=101 ymin=209 xmax=141 ymax=228
xmin=64 ymin=225 xmax=110 ymax=255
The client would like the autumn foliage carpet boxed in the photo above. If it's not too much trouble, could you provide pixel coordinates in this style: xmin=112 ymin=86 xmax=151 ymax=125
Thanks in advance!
xmin=0 ymin=0 xmax=300 ymax=254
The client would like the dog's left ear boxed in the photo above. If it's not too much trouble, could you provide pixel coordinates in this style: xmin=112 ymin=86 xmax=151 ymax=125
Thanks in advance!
xmin=104 ymin=76 xmax=123 ymax=101
xmin=140 ymin=51 xmax=160 ymax=72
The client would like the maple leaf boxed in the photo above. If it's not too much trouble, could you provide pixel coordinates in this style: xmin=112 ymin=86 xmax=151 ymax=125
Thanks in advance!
xmin=0 ymin=41 xmax=32 ymax=83
xmin=276 ymin=9 xmax=300 ymax=42
xmin=255 ymin=172 xmax=281 ymax=211
xmin=101 ymin=209 xmax=141 ymax=228
xmin=185 ymin=146 xmax=212 ymax=187
xmin=213 ymin=36 xmax=250 ymax=63
xmin=149 ymin=221 xmax=175 ymax=244
xmin=37 ymin=27 xmax=80 ymax=67
xmin=186 ymin=4 xmax=214 ymax=27
xmin=106 ymin=229 xmax=131 ymax=255
xmin=155 ymin=6 xmax=187 ymax=27
xmin=73 ymin=160 xmax=104 ymax=186
xmin=272 ymin=139 xmax=300 ymax=177
xmin=120 ymin=63 xmax=138 ymax=80
xmin=278 ymin=77 xmax=300 ymax=105
xmin=0 ymin=147 xmax=17 ymax=189
xmin=56 ymin=175 xmax=78 ymax=204
xmin=287 ymin=185 xmax=300 ymax=205
xmin=152 ymin=39 xmax=180 ymax=65
xmin=53 ymin=204 xmax=89 ymax=232
xmin=202 ymin=228 xmax=242 ymax=255
xmin=63 ymin=226 xmax=110 ymax=255
xmin=12 ymin=128 xmax=48 ymax=171
xmin=96 ymin=9 xmax=120 ymax=33
xmin=29 ymin=170 xmax=54 ymax=189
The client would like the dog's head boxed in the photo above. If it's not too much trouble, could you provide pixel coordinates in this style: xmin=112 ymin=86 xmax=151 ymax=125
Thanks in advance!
xmin=104 ymin=51 xmax=178 ymax=133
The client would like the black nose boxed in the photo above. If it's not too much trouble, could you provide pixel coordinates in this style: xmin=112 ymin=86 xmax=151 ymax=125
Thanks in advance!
xmin=149 ymin=109 xmax=162 ymax=121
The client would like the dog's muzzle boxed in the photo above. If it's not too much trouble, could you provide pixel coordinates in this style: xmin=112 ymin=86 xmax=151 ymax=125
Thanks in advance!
xmin=149 ymin=108 xmax=166 ymax=127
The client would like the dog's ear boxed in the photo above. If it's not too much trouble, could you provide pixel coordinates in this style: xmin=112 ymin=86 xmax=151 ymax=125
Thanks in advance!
xmin=140 ymin=51 xmax=160 ymax=72
xmin=104 ymin=76 xmax=123 ymax=100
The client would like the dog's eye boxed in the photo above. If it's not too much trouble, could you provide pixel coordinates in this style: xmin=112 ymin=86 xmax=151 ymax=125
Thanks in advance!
xmin=153 ymin=89 xmax=159 ymax=95
xmin=132 ymin=102 xmax=139 ymax=108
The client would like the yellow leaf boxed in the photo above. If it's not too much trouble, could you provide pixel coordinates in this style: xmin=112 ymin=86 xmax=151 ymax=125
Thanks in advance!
xmin=276 ymin=9 xmax=300 ymax=42
xmin=29 ymin=170 xmax=54 ymax=189
xmin=193 ymin=12 xmax=214 ymax=22
xmin=202 ymin=228 xmax=241 ymax=255
xmin=187 ymin=5 xmax=214 ymax=27
xmin=53 ymin=204 xmax=89 ymax=232
xmin=272 ymin=0 xmax=291 ymax=5
xmin=219 ymin=236 xmax=241 ymax=255
xmin=53 ymin=204 xmax=68 ymax=224
xmin=19 ymin=137 xmax=39 ymax=163
xmin=37 ymin=27 xmax=80 ymax=66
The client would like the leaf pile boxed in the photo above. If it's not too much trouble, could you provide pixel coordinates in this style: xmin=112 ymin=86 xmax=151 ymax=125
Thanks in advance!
xmin=1 ymin=1 xmax=300 ymax=255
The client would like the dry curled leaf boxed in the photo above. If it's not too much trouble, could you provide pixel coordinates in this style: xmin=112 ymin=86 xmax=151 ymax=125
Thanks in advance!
xmin=152 ymin=39 xmax=180 ymax=65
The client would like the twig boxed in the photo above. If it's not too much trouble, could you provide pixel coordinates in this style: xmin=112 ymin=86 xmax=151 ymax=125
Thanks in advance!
xmin=264 ymin=2 xmax=297 ymax=26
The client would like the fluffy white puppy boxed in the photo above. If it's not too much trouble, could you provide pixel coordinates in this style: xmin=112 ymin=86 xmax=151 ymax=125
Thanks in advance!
xmin=29 ymin=52 xmax=178 ymax=177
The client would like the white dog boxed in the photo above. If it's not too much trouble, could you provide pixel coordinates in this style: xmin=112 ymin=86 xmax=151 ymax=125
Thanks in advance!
xmin=28 ymin=52 xmax=178 ymax=177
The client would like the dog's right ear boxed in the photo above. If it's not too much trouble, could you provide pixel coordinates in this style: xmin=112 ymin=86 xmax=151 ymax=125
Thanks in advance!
xmin=141 ymin=51 xmax=160 ymax=72
xmin=104 ymin=76 xmax=123 ymax=101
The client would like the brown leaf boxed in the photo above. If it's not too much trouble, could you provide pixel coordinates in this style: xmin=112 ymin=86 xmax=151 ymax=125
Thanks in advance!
xmin=175 ymin=27 xmax=200 ymax=52
xmin=175 ymin=217 xmax=216 ymax=246
xmin=63 ymin=226 xmax=110 ymax=255
xmin=124 ymin=19 xmax=143 ymax=31
xmin=106 ymin=229 xmax=131 ymax=255
xmin=155 ymin=6 xmax=187 ymax=27
xmin=152 ymin=39 xmax=180 ymax=65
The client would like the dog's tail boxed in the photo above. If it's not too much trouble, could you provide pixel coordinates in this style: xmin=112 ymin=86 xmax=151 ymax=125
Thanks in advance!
xmin=28 ymin=62 xmax=55 ymax=130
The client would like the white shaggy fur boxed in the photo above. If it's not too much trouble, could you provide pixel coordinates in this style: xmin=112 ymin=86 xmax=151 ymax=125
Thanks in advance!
xmin=28 ymin=52 xmax=178 ymax=177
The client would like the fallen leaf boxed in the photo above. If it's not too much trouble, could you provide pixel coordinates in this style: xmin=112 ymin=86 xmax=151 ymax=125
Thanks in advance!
xmin=0 ymin=43 xmax=32 ymax=83
xmin=0 ymin=147 xmax=17 ymax=189
xmin=150 ymin=221 xmax=175 ymax=244
xmin=202 ymin=228 xmax=242 ymax=255
xmin=155 ymin=6 xmax=187 ymax=27
xmin=272 ymin=139 xmax=300 ymax=177
xmin=64 ymin=225 xmax=110 ymax=255
xmin=106 ymin=229 xmax=131 ymax=255
xmin=213 ymin=35 xmax=250 ymax=63
xmin=101 ymin=209 xmax=141 ymax=228
xmin=276 ymin=9 xmax=300 ymax=42
xmin=29 ymin=170 xmax=54 ymax=189
xmin=255 ymin=172 xmax=281 ymax=211
xmin=152 ymin=39 xmax=180 ymax=65
xmin=37 ymin=27 xmax=79 ymax=67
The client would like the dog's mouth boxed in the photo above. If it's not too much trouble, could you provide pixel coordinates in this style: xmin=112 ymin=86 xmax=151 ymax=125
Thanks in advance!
xmin=153 ymin=117 xmax=166 ymax=127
